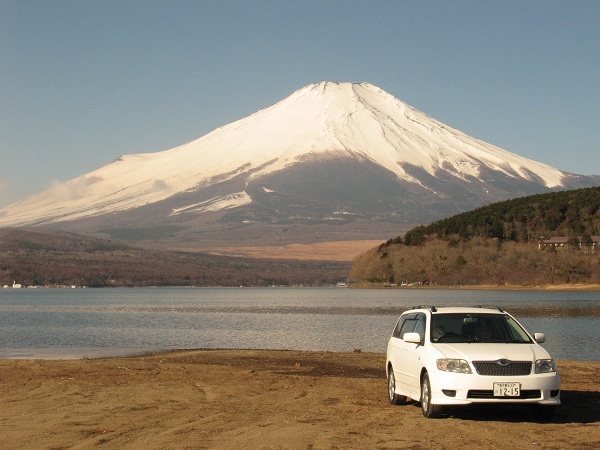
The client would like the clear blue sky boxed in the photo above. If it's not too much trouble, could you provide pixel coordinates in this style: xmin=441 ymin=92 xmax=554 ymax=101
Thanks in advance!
xmin=1 ymin=1 xmax=598 ymax=207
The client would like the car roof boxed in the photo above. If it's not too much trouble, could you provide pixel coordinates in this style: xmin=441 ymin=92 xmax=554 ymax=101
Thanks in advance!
xmin=404 ymin=306 xmax=507 ymax=315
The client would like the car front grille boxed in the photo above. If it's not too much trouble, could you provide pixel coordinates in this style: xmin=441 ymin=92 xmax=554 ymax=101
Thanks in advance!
xmin=467 ymin=390 xmax=541 ymax=399
xmin=472 ymin=360 xmax=532 ymax=376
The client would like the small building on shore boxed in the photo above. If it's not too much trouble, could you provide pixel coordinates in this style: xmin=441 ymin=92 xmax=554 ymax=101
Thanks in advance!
xmin=539 ymin=236 xmax=600 ymax=253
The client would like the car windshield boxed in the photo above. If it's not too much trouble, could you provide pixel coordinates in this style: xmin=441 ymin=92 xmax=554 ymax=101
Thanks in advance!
xmin=430 ymin=313 xmax=533 ymax=344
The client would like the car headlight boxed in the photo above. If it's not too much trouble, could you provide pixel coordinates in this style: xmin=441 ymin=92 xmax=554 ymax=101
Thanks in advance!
xmin=535 ymin=359 xmax=557 ymax=373
xmin=437 ymin=359 xmax=472 ymax=374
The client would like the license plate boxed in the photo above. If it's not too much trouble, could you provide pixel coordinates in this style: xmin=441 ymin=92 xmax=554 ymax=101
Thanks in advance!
xmin=493 ymin=382 xmax=520 ymax=397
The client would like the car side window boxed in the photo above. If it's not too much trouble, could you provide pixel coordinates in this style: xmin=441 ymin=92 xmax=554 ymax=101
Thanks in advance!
xmin=414 ymin=314 xmax=426 ymax=341
xmin=400 ymin=318 xmax=418 ymax=340
xmin=393 ymin=314 xmax=415 ymax=338
xmin=392 ymin=317 xmax=405 ymax=338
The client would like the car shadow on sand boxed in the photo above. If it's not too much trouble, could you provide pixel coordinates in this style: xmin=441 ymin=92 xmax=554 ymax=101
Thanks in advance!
xmin=436 ymin=390 xmax=599 ymax=423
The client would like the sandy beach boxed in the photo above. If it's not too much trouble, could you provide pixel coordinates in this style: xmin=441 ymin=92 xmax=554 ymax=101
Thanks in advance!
xmin=0 ymin=349 xmax=598 ymax=449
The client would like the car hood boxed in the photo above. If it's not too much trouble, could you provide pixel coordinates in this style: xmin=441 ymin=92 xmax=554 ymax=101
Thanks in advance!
xmin=433 ymin=343 xmax=552 ymax=362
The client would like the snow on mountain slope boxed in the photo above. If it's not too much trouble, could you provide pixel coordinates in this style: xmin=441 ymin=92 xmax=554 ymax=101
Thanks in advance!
xmin=170 ymin=192 xmax=252 ymax=215
xmin=0 ymin=81 xmax=574 ymax=226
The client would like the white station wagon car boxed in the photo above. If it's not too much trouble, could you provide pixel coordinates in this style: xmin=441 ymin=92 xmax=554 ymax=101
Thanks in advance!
xmin=386 ymin=306 xmax=560 ymax=419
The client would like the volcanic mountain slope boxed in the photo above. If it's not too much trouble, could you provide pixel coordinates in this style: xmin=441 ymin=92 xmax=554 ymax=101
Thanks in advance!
xmin=0 ymin=82 xmax=597 ymax=249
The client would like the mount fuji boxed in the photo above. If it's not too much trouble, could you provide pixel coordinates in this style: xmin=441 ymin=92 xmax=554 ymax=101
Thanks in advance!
xmin=1 ymin=82 xmax=597 ymax=250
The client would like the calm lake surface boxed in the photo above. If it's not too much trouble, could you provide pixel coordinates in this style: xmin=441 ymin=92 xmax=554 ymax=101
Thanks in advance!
xmin=0 ymin=287 xmax=598 ymax=361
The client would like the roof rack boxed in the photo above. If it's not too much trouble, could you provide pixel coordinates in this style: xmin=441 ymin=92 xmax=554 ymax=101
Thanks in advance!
xmin=410 ymin=305 xmax=437 ymax=312
xmin=473 ymin=305 xmax=504 ymax=312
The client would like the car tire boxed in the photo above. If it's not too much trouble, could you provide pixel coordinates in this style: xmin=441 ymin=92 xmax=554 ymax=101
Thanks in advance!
xmin=387 ymin=366 xmax=407 ymax=405
xmin=420 ymin=373 xmax=443 ymax=418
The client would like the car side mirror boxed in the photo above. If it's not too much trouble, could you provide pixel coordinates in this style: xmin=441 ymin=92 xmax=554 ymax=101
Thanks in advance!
xmin=403 ymin=332 xmax=422 ymax=344
xmin=534 ymin=332 xmax=546 ymax=343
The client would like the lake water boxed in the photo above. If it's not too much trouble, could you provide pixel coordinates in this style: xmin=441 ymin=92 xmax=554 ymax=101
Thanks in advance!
xmin=0 ymin=287 xmax=598 ymax=361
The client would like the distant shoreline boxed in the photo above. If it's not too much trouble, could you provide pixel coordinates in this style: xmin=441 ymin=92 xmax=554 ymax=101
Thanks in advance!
xmin=352 ymin=283 xmax=600 ymax=291
xmin=3 ymin=283 xmax=600 ymax=290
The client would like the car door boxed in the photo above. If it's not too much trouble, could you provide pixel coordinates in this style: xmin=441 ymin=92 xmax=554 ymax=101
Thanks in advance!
xmin=390 ymin=314 xmax=420 ymax=390
xmin=402 ymin=314 xmax=427 ymax=394
xmin=388 ymin=314 xmax=412 ymax=387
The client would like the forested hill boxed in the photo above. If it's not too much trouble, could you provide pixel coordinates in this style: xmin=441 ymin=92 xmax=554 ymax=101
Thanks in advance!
xmin=350 ymin=187 xmax=600 ymax=286
xmin=402 ymin=186 xmax=600 ymax=246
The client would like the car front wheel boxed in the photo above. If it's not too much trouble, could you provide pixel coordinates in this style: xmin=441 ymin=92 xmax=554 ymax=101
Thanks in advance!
xmin=420 ymin=373 xmax=443 ymax=418
xmin=387 ymin=366 xmax=407 ymax=405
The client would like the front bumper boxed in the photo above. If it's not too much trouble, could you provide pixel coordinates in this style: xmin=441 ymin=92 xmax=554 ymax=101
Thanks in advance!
xmin=428 ymin=370 xmax=561 ymax=406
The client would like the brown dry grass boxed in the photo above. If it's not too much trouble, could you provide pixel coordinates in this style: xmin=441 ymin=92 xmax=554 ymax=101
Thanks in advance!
xmin=199 ymin=239 xmax=383 ymax=262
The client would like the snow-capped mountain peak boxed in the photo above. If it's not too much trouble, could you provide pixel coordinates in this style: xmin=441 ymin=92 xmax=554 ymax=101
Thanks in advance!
xmin=0 ymin=82 xmax=593 ymax=230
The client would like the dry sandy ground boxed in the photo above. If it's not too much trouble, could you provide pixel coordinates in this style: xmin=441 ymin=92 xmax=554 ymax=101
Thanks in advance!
xmin=0 ymin=350 xmax=598 ymax=449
